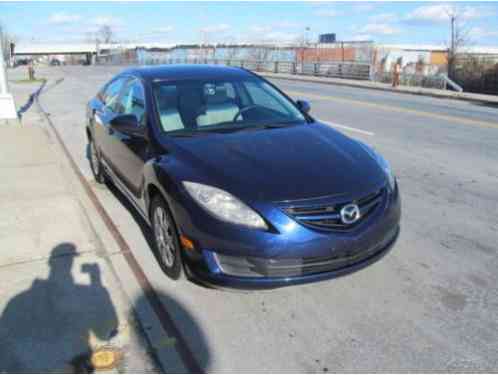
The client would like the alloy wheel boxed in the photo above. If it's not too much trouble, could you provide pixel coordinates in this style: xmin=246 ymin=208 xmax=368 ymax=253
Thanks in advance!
xmin=153 ymin=206 xmax=176 ymax=268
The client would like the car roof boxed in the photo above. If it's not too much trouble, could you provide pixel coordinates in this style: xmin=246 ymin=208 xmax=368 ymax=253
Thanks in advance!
xmin=120 ymin=64 xmax=255 ymax=83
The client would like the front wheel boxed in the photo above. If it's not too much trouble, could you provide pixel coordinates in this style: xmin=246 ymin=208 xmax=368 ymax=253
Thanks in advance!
xmin=89 ymin=140 xmax=106 ymax=184
xmin=151 ymin=195 xmax=183 ymax=280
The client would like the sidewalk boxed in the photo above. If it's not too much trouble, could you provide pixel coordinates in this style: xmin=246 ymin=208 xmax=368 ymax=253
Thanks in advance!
xmin=260 ymin=72 xmax=498 ymax=104
xmin=0 ymin=85 xmax=159 ymax=372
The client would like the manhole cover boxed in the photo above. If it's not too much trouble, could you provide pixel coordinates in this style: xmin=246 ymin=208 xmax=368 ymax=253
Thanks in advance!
xmin=90 ymin=346 xmax=122 ymax=371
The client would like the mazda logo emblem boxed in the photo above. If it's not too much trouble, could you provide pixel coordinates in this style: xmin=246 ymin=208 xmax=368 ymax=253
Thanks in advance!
xmin=340 ymin=203 xmax=361 ymax=225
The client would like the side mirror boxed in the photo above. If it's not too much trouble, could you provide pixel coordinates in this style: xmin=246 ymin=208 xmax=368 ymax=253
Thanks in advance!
xmin=296 ymin=100 xmax=311 ymax=114
xmin=110 ymin=114 xmax=143 ymax=136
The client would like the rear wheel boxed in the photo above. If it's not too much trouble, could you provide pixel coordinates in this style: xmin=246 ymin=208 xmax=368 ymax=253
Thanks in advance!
xmin=89 ymin=139 xmax=106 ymax=184
xmin=150 ymin=195 xmax=182 ymax=279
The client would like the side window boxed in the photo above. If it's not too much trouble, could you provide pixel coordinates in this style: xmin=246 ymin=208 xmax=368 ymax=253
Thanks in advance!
xmin=102 ymin=78 xmax=126 ymax=112
xmin=117 ymin=79 xmax=146 ymax=126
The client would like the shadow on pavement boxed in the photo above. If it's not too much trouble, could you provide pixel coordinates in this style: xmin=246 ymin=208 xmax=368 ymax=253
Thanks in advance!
xmin=0 ymin=243 xmax=117 ymax=373
xmin=0 ymin=242 xmax=211 ymax=373
xmin=16 ymin=79 xmax=47 ymax=119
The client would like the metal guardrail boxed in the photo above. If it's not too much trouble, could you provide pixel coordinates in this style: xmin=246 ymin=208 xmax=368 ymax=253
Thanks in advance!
xmin=97 ymin=55 xmax=372 ymax=81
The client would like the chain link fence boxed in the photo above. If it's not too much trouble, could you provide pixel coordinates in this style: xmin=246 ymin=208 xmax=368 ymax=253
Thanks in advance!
xmin=96 ymin=48 xmax=458 ymax=90
xmin=96 ymin=53 xmax=372 ymax=81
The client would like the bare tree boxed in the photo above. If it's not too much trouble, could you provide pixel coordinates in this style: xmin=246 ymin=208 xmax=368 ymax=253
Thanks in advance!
xmin=97 ymin=25 xmax=114 ymax=44
xmin=445 ymin=6 xmax=470 ymax=80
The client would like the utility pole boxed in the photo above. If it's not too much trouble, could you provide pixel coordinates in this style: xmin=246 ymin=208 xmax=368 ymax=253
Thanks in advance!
xmin=449 ymin=13 xmax=456 ymax=79
xmin=450 ymin=14 xmax=455 ymax=56
xmin=0 ymin=31 xmax=18 ymax=120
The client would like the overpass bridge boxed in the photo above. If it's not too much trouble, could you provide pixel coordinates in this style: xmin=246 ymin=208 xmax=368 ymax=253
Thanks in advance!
xmin=11 ymin=42 xmax=177 ymax=65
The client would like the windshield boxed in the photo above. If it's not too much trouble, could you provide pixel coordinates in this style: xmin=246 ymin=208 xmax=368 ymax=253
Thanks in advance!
xmin=153 ymin=77 xmax=305 ymax=135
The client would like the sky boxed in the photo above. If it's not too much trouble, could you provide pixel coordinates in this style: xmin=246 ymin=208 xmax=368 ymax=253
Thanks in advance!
xmin=2 ymin=1 xmax=498 ymax=46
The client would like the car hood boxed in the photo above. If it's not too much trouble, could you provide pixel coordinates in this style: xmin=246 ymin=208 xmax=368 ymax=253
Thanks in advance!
xmin=169 ymin=122 xmax=386 ymax=202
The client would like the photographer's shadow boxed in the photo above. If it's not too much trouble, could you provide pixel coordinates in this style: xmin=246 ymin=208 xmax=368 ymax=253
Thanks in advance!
xmin=0 ymin=243 xmax=118 ymax=373
xmin=0 ymin=242 xmax=211 ymax=373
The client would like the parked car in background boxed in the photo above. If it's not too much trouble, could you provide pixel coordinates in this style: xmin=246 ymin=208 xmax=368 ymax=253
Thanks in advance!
xmin=14 ymin=58 xmax=30 ymax=67
xmin=86 ymin=65 xmax=401 ymax=289
xmin=49 ymin=59 xmax=61 ymax=66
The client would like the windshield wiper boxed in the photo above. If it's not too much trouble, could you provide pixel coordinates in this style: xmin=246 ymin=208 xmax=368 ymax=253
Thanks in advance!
xmin=256 ymin=123 xmax=294 ymax=129
xmin=172 ymin=122 xmax=298 ymax=136
xmin=168 ymin=131 xmax=210 ymax=137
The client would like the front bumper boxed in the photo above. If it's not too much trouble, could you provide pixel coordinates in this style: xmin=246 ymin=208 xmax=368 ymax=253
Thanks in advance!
xmin=175 ymin=183 xmax=401 ymax=289
xmin=186 ymin=225 xmax=399 ymax=289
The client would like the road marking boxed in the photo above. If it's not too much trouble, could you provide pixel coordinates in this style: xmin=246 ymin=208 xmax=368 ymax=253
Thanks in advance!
xmin=287 ymin=90 xmax=498 ymax=130
xmin=320 ymin=121 xmax=375 ymax=136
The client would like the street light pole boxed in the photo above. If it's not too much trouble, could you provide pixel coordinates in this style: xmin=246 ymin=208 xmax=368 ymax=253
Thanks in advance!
xmin=0 ymin=35 xmax=17 ymax=120
xmin=450 ymin=14 xmax=455 ymax=55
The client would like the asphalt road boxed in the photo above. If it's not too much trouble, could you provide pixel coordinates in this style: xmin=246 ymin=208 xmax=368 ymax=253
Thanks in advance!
xmin=10 ymin=65 xmax=498 ymax=372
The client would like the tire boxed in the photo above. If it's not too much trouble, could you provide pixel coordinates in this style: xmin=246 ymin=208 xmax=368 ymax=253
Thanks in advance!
xmin=150 ymin=195 xmax=183 ymax=280
xmin=89 ymin=139 xmax=106 ymax=184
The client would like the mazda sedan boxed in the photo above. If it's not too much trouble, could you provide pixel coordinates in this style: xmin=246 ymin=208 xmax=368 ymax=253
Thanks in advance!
xmin=86 ymin=65 xmax=400 ymax=289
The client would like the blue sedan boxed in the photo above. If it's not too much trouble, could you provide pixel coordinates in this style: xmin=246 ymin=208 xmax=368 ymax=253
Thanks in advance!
xmin=86 ymin=64 xmax=400 ymax=289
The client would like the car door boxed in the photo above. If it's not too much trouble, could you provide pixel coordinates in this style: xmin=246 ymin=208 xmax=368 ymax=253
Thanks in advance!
xmin=94 ymin=76 xmax=127 ymax=171
xmin=107 ymin=77 xmax=151 ymax=198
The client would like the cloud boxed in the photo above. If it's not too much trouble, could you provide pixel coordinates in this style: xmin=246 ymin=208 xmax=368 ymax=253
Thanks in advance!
xmin=314 ymin=8 xmax=340 ymax=17
xmin=153 ymin=26 xmax=174 ymax=34
xmin=350 ymin=34 xmax=372 ymax=41
xmin=48 ymin=12 xmax=81 ymax=25
xmin=247 ymin=21 xmax=301 ymax=44
xmin=468 ymin=27 xmax=498 ymax=39
xmin=274 ymin=20 xmax=300 ymax=29
xmin=91 ymin=16 xmax=123 ymax=28
xmin=250 ymin=20 xmax=300 ymax=33
xmin=200 ymin=24 xmax=231 ymax=33
xmin=353 ymin=3 xmax=376 ymax=12
xmin=250 ymin=25 xmax=272 ymax=34
xmin=79 ymin=16 xmax=124 ymax=34
xmin=265 ymin=31 xmax=299 ymax=43
xmin=404 ymin=4 xmax=492 ymax=24
xmin=359 ymin=23 xmax=400 ymax=35
xmin=369 ymin=13 xmax=397 ymax=23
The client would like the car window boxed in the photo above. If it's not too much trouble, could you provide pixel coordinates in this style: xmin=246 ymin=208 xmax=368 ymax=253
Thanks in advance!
xmin=102 ymin=78 xmax=126 ymax=112
xmin=117 ymin=79 xmax=146 ymax=126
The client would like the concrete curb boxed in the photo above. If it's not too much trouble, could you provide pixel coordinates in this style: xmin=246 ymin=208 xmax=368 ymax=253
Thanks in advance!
xmin=260 ymin=72 xmax=498 ymax=105
xmin=33 ymin=78 xmax=200 ymax=373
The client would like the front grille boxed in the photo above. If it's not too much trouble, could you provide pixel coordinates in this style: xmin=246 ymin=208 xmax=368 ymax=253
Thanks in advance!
xmin=282 ymin=188 xmax=385 ymax=231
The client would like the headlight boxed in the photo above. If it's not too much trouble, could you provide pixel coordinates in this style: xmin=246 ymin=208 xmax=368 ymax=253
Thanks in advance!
xmin=183 ymin=181 xmax=267 ymax=229
xmin=358 ymin=142 xmax=396 ymax=191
